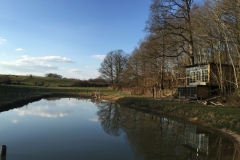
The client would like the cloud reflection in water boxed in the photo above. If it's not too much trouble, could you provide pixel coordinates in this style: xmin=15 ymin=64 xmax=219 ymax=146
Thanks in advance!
xmin=12 ymin=98 xmax=95 ymax=120
xmin=13 ymin=106 xmax=69 ymax=118
xmin=89 ymin=117 xmax=99 ymax=122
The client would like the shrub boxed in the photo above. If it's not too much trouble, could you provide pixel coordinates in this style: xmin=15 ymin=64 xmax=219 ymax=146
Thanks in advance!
xmin=1 ymin=76 xmax=11 ymax=84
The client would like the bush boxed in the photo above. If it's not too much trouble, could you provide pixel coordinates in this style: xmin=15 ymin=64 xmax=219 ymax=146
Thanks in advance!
xmin=71 ymin=80 xmax=109 ymax=87
xmin=1 ymin=76 xmax=11 ymax=84
xmin=45 ymin=73 xmax=62 ymax=78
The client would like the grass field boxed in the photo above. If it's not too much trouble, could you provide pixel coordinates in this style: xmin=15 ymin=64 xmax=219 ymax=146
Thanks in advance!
xmin=0 ymin=74 xmax=76 ymax=87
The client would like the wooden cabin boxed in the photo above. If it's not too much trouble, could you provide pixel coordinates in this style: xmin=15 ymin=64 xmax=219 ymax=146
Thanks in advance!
xmin=177 ymin=63 xmax=235 ymax=99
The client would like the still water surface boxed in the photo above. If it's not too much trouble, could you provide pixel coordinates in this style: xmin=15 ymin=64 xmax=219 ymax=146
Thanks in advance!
xmin=0 ymin=98 xmax=239 ymax=160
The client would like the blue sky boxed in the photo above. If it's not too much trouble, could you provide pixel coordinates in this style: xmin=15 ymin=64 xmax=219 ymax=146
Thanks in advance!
xmin=0 ymin=0 xmax=151 ymax=79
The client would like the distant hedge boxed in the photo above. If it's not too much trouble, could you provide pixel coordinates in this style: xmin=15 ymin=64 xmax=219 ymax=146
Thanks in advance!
xmin=71 ymin=80 xmax=109 ymax=87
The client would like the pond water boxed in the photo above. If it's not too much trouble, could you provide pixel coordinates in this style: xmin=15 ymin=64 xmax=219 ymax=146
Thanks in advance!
xmin=0 ymin=98 xmax=239 ymax=160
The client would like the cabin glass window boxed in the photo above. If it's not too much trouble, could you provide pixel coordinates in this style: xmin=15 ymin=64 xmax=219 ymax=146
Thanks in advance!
xmin=186 ymin=65 xmax=208 ymax=85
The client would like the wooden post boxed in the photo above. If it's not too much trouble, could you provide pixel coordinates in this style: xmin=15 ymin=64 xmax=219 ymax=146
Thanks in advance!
xmin=152 ymin=88 xmax=154 ymax=98
xmin=0 ymin=145 xmax=7 ymax=155
xmin=99 ymin=90 xmax=101 ymax=99
xmin=179 ymin=92 xmax=181 ymax=103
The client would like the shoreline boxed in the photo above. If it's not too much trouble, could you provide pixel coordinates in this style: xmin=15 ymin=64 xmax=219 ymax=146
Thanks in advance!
xmin=1 ymin=94 xmax=240 ymax=151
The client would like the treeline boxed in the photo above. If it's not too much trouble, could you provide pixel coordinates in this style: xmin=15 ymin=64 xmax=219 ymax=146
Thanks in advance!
xmin=70 ymin=78 xmax=109 ymax=87
xmin=45 ymin=73 xmax=63 ymax=78
xmin=99 ymin=0 xmax=240 ymax=97
xmin=44 ymin=73 xmax=110 ymax=87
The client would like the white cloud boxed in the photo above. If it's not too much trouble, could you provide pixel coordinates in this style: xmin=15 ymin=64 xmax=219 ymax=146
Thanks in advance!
xmin=91 ymin=54 xmax=105 ymax=60
xmin=0 ymin=55 xmax=76 ymax=76
xmin=0 ymin=38 xmax=7 ymax=44
xmin=1 ymin=53 xmax=5 ymax=56
xmin=21 ymin=55 xmax=75 ymax=63
xmin=0 ymin=61 xmax=58 ymax=72
xmin=0 ymin=54 xmax=98 ymax=79
xmin=15 ymin=48 xmax=24 ymax=51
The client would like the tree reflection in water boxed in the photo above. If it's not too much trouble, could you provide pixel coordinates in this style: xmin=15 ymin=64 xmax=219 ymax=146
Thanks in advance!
xmin=96 ymin=101 xmax=123 ymax=136
xmin=95 ymin=101 xmax=240 ymax=160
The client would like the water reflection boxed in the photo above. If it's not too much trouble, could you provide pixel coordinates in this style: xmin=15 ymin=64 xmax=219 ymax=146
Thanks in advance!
xmin=44 ymin=97 xmax=61 ymax=101
xmin=97 ymin=102 xmax=123 ymax=136
xmin=0 ymin=98 xmax=239 ymax=160
xmin=0 ymin=98 xmax=139 ymax=160
xmin=11 ymin=98 xmax=91 ymax=119
xmin=96 ymin=101 xmax=240 ymax=160
xmin=13 ymin=106 xmax=69 ymax=118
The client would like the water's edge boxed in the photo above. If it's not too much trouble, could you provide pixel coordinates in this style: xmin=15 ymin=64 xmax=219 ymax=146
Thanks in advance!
xmin=1 ymin=94 xmax=240 ymax=152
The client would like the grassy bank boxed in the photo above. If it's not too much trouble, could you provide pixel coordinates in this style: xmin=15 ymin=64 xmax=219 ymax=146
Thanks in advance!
xmin=116 ymin=97 xmax=240 ymax=135
xmin=0 ymin=84 xmax=133 ymax=108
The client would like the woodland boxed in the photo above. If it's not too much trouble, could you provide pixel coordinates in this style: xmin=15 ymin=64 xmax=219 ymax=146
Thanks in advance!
xmin=99 ymin=0 xmax=240 ymax=101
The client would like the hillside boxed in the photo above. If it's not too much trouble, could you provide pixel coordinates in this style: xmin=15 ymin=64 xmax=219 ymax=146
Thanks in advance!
xmin=0 ymin=74 xmax=109 ymax=87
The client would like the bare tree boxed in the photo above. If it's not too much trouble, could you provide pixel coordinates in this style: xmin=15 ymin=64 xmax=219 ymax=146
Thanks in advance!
xmin=122 ymin=45 xmax=152 ymax=94
xmin=200 ymin=0 xmax=240 ymax=93
xmin=145 ymin=0 xmax=199 ymax=65
xmin=99 ymin=50 xmax=129 ymax=89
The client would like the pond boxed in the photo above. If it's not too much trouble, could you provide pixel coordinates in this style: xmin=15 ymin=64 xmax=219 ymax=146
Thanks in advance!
xmin=0 ymin=98 xmax=239 ymax=160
